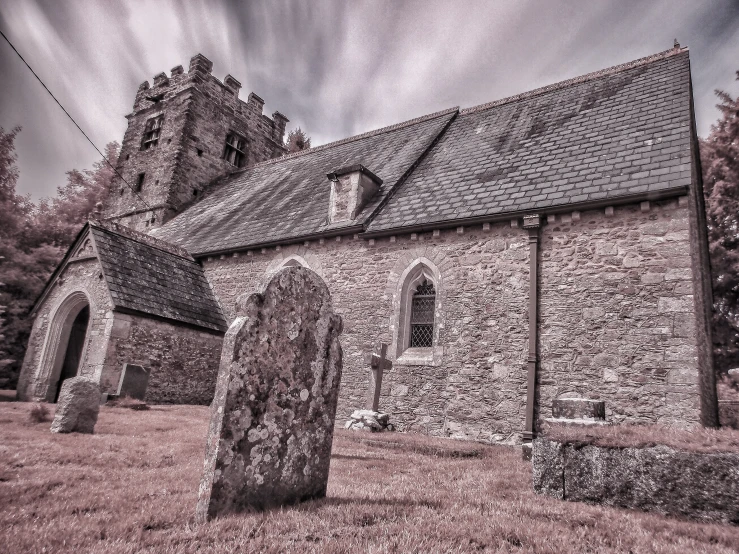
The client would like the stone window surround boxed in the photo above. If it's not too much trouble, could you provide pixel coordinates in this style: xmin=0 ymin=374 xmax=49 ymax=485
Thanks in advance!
xmin=33 ymin=289 xmax=96 ymax=402
xmin=140 ymin=113 xmax=164 ymax=150
xmin=391 ymin=257 xmax=444 ymax=366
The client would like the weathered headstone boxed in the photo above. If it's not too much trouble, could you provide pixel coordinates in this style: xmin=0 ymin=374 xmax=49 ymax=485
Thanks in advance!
xmin=366 ymin=343 xmax=391 ymax=411
xmin=116 ymin=363 xmax=150 ymax=400
xmin=50 ymin=377 xmax=101 ymax=434
xmin=196 ymin=267 xmax=343 ymax=522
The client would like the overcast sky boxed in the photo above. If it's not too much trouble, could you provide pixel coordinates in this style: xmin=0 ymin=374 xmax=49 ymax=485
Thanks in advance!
xmin=1 ymin=0 xmax=738 ymax=200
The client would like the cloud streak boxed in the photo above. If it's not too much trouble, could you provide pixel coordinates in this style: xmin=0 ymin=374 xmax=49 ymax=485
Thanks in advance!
xmin=1 ymin=0 xmax=737 ymax=199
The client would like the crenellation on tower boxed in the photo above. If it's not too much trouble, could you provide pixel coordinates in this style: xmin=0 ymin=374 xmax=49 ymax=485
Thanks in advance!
xmin=104 ymin=53 xmax=289 ymax=232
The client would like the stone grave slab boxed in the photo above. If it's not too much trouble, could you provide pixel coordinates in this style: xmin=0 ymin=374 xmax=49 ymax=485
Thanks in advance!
xmin=196 ymin=266 xmax=343 ymax=521
xmin=50 ymin=377 xmax=101 ymax=434
xmin=116 ymin=363 xmax=150 ymax=400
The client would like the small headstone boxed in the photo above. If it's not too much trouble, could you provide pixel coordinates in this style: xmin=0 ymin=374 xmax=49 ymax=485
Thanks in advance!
xmin=116 ymin=363 xmax=150 ymax=400
xmin=50 ymin=377 xmax=101 ymax=434
xmin=196 ymin=267 xmax=343 ymax=522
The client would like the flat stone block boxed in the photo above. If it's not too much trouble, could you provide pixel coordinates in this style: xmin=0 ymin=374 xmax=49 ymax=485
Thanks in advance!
xmin=552 ymin=398 xmax=605 ymax=421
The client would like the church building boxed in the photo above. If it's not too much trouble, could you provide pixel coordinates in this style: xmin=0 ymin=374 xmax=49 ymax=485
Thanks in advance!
xmin=16 ymin=45 xmax=719 ymax=443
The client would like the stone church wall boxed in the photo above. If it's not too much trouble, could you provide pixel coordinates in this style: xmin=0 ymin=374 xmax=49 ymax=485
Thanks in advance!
xmin=17 ymin=254 xmax=223 ymax=405
xmin=16 ymin=258 xmax=114 ymax=402
xmin=539 ymin=198 xmax=701 ymax=427
xmin=202 ymin=197 xmax=703 ymax=442
xmin=103 ymin=313 xmax=223 ymax=405
xmin=203 ymin=222 xmax=531 ymax=443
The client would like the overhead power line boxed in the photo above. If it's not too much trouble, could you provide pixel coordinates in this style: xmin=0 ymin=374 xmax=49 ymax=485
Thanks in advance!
xmin=0 ymin=29 xmax=151 ymax=211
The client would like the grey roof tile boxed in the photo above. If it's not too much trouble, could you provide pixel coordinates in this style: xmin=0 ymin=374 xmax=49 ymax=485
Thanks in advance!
xmin=153 ymin=109 xmax=457 ymax=255
xmin=90 ymin=224 xmax=226 ymax=332
xmin=368 ymin=49 xmax=692 ymax=232
xmin=154 ymin=48 xmax=692 ymax=250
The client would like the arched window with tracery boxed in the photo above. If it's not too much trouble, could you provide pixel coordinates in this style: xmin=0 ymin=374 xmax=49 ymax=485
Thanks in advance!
xmin=409 ymin=279 xmax=436 ymax=348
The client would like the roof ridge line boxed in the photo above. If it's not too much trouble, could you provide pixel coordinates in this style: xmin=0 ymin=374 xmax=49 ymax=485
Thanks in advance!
xmin=91 ymin=219 xmax=195 ymax=261
xmin=248 ymin=106 xmax=460 ymax=169
xmin=460 ymin=46 xmax=688 ymax=115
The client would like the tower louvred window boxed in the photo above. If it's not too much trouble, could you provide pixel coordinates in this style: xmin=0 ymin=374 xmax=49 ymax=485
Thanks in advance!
xmin=141 ymin=115 xmax=163 ymax=150
xmin=223 ymin=132 xmax=247 ymax=168
xmin=410 ymin=279 xmax=435 ymax=347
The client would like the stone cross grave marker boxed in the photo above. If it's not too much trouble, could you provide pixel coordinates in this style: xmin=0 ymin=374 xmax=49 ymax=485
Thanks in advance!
xmin=366 ymin=343 xmax=392 ymax=411
xmin=196 ymin=266 xmax=343 ymax=522
xmin=116 ymin=363 xmax=149 ymax=400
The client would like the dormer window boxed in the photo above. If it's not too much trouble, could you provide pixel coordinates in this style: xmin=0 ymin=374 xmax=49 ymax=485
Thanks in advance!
xmin=326 ymin=164 xmax=382 ymax=225
xmin=223 ymin=132 xmax=246 ymax=168
xmin=141 ymin=115 xmax=163 ymax=150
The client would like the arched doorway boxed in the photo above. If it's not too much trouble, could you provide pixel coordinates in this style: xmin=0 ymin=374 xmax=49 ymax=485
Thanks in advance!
xmin=35 ymin=291 xmax=93 ymax=402
xmin=52 ymin=305 xmax=90 ymax=402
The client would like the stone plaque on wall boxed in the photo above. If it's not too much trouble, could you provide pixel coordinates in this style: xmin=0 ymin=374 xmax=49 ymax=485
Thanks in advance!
xmin=116 ymin=364 xmax=149 ymax=400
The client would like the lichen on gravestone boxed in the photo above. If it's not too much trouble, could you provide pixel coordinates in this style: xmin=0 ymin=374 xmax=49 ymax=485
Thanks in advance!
xmin=196 ymin=266 xmax=343 ymax=521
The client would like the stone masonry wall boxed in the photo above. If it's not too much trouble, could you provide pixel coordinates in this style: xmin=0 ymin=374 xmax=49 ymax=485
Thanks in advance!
xmin=202 ymin=198 xmax=703 ymax=442
xmin=16 ymin=258 xmax=113 ymax=401
xmin=539 ymin=197 xmax=701 ymax=427
xmin=103 ymin=313 xmax=223 ymax=405
xmin=104 ymin=54 xmax=287 ymax=232
xmin=203 ymin=222 xmax=530 ymax=443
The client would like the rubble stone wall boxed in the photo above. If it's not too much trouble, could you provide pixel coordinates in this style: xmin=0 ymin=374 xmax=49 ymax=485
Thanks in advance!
xmin=533 ymin=437 xmax=739 ymax=524
xmin=103 ymin=313 xmax=223 ymax=405
xmin=203 ymin=222 xmax=530 ymax=443
xmin=103 ymin=54 xmax=287 ymax=232
xmin=202 ymin=198 xmax=703 ymax=442
xmin=539 ymin=198 xmax=702 ymax=428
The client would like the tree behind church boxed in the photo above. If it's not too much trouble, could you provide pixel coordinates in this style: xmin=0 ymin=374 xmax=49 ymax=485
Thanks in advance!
xmin=0 ymin=130 xmax=119 ymax=389
xmin=285 ymin=127 xmax=311 ymax=153
xmin=701 ymin=71 xmax=739 ymax=377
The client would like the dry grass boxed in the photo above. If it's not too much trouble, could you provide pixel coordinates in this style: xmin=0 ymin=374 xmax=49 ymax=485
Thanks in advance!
xmin=542 ymin=421 xmax=739 ymax=454
xmin=107 ymin=395 xmax=150 ymax=411
xmin=1 ymin=401 xmax=738 ymax=553
xmin=28 ymin=402 xmax=51 ymax=423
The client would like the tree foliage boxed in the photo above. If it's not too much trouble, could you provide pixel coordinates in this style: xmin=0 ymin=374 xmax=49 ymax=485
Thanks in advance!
xmin=0 ymin=129 xmax=118 ymax=388
xmin=701 ymin=71 xmax=739 ymax=373
xmin=285 ymin=127 xmax=311 ymax=153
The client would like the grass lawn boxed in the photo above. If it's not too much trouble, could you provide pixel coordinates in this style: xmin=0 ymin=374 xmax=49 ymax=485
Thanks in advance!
xmin=1 ymin=397 xmax=738 ymax=553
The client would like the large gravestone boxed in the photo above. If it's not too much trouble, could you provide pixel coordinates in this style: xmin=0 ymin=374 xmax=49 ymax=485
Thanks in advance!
xmin=116 ymin=364 xmax=150 ymax=400
xmin=196 ymin=267 xmax=343 ymax=522
xmin=50 ymin=377 xmax=101 ymax=434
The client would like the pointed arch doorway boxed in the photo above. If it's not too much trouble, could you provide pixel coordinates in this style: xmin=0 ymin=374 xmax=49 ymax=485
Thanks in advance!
xmin=36 ymin=291 xmax=93 ymax=402
xmin=52 ymin=305 xmax=90 ymax=401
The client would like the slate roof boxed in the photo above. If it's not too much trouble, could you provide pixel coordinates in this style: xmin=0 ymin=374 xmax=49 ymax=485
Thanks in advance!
xmin=368 ymin=48 xmax=692 ymax=232
xmin=153 ymin=108 xmax=457 ymax=255
xmin=155 ymin=47 xmax=693 ymax=253
xmin=90 ymin=223 xmax=227 ymax=332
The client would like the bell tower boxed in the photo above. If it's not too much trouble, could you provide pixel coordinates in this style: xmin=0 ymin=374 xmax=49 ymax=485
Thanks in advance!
xmin=103 ymin=54 xmax=289 ymax=231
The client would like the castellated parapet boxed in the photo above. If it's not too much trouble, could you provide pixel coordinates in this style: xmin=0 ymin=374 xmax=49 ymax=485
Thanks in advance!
xmin=103 ymin=53 xmax=289 ymax=232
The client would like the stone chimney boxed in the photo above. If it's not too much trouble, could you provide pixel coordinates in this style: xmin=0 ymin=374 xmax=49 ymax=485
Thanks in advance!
xmin=326 ymin=165 xmax=383 ymax=224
